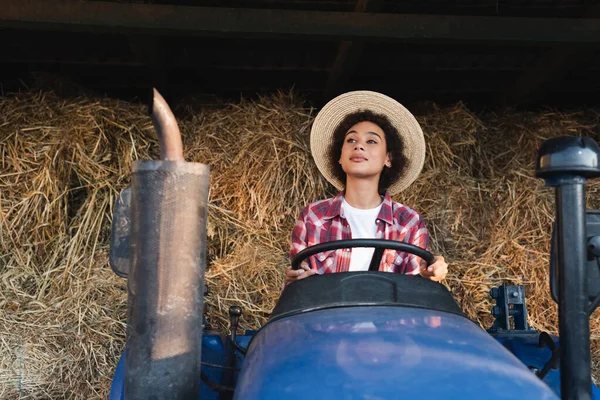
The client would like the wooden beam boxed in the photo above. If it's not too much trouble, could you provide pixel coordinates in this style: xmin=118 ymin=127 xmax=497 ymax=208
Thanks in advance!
xmin=322 ymin=0 xmax=383 ymax=102
xmin=2 ymin=1 xmax=600 ymax=45
xmin=498 ymin=2 xmax=600 ymax=106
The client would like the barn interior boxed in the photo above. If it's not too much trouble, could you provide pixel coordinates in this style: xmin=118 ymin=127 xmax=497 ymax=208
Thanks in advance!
xmin=1 ymin=1 xmax=600 ymax=399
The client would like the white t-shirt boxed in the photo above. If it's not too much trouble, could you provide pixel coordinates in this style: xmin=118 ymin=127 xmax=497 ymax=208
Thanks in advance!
xmin=342 ymin=198 xmax=382 ymax=271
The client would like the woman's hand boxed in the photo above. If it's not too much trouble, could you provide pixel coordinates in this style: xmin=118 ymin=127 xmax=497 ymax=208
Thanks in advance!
xmin=419 ymin=255 xmax=448 ymax=282
xmin=285 ymin=265 xmax=317 ymax=283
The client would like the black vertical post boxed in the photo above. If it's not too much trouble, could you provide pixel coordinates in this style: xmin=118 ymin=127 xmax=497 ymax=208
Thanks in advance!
xmin=536 ymin=136 xmax=600 ymax=400
xmin=555 ymin=181 xmax=591 ymax=400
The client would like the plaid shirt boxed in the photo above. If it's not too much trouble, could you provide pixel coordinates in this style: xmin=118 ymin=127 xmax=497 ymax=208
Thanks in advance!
xmin=290 ymin=191 xmax=430 ymax=275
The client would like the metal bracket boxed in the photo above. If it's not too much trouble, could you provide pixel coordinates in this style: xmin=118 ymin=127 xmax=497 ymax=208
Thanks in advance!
xmin=487 ymin=285 xmax=535 ymax=334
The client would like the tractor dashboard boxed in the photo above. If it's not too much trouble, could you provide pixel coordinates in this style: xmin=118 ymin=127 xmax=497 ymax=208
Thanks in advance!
xmin=269 ymin=271 xmax=467 ymax=324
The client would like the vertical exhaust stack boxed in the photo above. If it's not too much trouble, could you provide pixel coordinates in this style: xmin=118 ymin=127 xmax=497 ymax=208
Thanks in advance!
xmin=536 ymin=136 xmax=600 ymax=400
xmin=125 ymin=89 xmax=210 ymax=399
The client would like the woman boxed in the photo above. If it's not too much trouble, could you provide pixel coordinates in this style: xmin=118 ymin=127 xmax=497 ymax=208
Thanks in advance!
xmin=286 ymin=90 xmax=448 ymax=284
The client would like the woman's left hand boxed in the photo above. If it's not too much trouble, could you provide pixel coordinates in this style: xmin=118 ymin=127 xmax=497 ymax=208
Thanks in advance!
xmin=419 ymin=255 xmax=448 ymax=282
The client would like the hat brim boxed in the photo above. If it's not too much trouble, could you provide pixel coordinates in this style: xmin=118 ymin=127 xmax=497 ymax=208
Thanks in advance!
xmin=310 ymin=90 xmax=426 ymax=196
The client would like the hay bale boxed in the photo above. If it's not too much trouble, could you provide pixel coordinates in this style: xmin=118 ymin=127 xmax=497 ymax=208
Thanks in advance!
xmin=1 ymin=88 xmax=600 ymax=398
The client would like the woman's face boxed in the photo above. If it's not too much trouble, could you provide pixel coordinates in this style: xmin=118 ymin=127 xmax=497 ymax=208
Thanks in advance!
xmin=339 ymin=121 xmax=391 ymax=181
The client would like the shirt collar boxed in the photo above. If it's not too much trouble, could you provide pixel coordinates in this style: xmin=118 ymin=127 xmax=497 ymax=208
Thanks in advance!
xmin=377 ymin=191 xmax=394 ymax=225
xmin=324 ymin=190 xmax=394 ymax=225
xmin=324 ymin=191 xmax=345 ymax=220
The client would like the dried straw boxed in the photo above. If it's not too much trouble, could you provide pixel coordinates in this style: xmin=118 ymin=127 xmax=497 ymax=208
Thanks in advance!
xmin=1 ymin=89 xmax=599 ymax=398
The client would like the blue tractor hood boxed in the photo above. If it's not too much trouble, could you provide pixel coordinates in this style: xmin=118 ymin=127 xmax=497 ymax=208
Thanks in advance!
xmin=234 ymin=306 xmax=558 ymax=399
xmin=233 ymin=271 xmax=559 ymax=400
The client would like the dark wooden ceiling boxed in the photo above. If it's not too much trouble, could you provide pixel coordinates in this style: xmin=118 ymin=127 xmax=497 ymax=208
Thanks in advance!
xmin=1 ymin=0 xmax=599 ymax=110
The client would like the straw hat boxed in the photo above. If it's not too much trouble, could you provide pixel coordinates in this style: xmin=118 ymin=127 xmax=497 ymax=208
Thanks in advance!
xmin=310 ymin=90 xmax=426 ymax=195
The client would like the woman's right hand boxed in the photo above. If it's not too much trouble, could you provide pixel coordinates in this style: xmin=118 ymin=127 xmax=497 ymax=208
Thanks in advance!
xmin=285 ymin=265 xmax=317 ymax=283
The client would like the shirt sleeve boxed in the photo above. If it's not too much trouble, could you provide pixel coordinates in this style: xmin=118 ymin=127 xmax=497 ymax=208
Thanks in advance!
xmin=403 ymin=214 xmax=431 ymax=275
xmin=289 ymin=206 xmax=309 ymax=268
xmin=282 ymin=207 xmax=311 ymax=290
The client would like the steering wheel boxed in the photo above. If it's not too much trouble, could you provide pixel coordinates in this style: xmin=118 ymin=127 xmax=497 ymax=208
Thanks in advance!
xmin=291 ymin=239 xmax=435 ymax=271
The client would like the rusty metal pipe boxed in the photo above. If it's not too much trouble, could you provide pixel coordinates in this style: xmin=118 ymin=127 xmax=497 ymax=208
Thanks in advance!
xmin=149 ymin=88 xmax=184 ymax=161
xmin=124 ymin=88 xmax=209 ymax=399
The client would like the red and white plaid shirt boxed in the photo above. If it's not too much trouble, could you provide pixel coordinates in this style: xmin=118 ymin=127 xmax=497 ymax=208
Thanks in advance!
xmin=290 ymin=191 xmax=430 ymax=275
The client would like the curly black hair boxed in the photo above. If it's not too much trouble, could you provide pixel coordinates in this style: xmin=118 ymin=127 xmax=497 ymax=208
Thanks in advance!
xmin=327 ymin=110 xmax=408 ymax=194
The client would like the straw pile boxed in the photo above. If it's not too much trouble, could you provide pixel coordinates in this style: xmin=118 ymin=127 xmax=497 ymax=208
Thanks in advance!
xmin=1 ymin=88 xmax=599 ymax=399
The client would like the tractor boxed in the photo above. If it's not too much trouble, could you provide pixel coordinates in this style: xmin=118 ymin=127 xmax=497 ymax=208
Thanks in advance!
xmin=107 ymin=89 xmax=600 ymax=399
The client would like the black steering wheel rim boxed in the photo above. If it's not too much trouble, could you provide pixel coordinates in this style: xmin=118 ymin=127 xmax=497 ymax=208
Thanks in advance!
xmin=291 ymin=239 xmax=435 ymax=271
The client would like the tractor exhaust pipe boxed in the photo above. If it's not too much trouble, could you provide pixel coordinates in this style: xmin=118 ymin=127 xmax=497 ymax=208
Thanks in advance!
xmin=124 ymin=89 xmax=210 ymax=399
xmin=536 ymin=136 xmax=600 ymax=400
xmin=149 ymin=88 xmax=184 ymax=161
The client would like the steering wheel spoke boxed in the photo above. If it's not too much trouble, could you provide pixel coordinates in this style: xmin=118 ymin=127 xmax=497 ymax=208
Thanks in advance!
xmin=367 ymin=247 xmax=385 ymax=271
